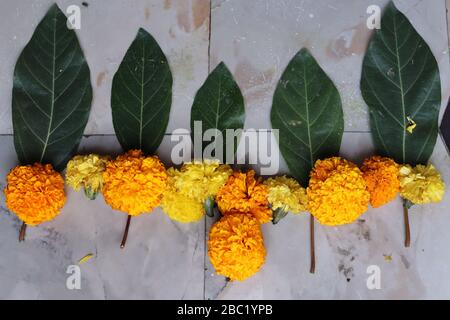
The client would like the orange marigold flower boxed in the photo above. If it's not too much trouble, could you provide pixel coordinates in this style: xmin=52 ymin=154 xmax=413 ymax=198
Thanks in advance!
xmin=361 ymin=155 xmax=400 ymax=208
xmin=208 ymin=213 xmax=266 ymax=281
xmin=4 ymin=163 xmax=66 ymax=226
xmin=215 ymin=170 xmax=272 ymax=224
xmin=102 ymin=150 xmax=167 ymax=216
xmin=307 ymin=157 xmax=370 ymax=226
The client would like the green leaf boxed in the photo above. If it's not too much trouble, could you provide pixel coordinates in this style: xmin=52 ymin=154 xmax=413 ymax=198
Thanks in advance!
xmin=12 ymin=4 xmax=92 ymax=171
xmin=272 ymin=207 xmax=289 ymax=225
xmin=111 ymin=28 xmax=172 ymax=154
xmin=361 ymin=1 xmax=441 ymax=165
xmin=190 ymin=62 xmax=245 ymax=162
xmin=271 ymin=48 xmax=344 ymax=185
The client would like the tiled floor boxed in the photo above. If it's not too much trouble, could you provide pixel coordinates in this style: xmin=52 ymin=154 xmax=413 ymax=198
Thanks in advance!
xmin=0 ymin=0 xmax=449 ymax=299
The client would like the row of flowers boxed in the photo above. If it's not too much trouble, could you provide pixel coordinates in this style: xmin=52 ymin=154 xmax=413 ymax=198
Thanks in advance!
xmin=3 ymin=151 xmax=445 ymax=280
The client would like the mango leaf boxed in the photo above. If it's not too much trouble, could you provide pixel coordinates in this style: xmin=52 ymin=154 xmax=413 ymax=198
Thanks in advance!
xmin=12 ymin=4 xmax=92 ymax=171
xmin=361 ymin=1 xmax=441 ymax=165
xmin=111 ymin=28 xmax=172 ymax=154
xmin=271 ymin=48 xmax=344 ymax=186
xmin=190 ymin=62 xmax=245 ymax=162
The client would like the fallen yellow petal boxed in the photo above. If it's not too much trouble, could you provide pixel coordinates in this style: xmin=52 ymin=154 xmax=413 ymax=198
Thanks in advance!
xmin=78 ymin=253 xmax=94 ymax=264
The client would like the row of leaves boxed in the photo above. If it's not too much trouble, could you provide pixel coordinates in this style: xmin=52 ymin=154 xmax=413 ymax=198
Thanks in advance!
xmin=12 ymin=2 xmax=441 ymax=187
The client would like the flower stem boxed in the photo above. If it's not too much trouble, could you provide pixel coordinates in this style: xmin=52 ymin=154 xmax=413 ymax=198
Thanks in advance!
xmin=120 ymin=215 xmax=132 ymax=249
xmin=309 ymin=214 xmax=316 ymax=274
xmin=403 ymin=204 xmax=410 ymax=248
xmin=19 ymin=222 xmax=27 ymax=242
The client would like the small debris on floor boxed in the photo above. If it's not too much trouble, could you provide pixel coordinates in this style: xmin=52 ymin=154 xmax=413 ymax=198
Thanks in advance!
xmin=383 ymin=254 xmax=392 ymax=262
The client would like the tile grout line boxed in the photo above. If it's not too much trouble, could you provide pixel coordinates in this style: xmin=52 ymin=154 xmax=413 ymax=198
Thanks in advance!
xmin=208 ymin=0 xmax=212 ymax=74
xmin=203 ymin=0 xmax=213 ymax=301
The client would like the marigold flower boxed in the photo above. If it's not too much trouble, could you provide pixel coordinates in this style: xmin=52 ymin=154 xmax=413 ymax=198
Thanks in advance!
xmin=4 ymin=163 xmax=66 ymax=226
xmin=173 ymin=160 xmax=232 ymax=203
xmin=216 ymin=170 xmax=272 ymax=224
xmin=160 ymin=161 xmax=231 ymax=223
xmin=399 ymin=164 xmax=445 ymax=204
xmin=307 ymin=157 xmax=370 ymax=226
xmin=208 ymin=213 xmax=266 ymax=281
xmin=160 ymin=168 xmax=205 ymax=223
xmin=361 ymin=155 xmax=400 ymax=208
xmin=102 ymin=150 xmax=167 ymax=216
xmin=65 ymin=154 xmax=109 ymax=199
xmin=264 ymin=176 xmax=308 ymax=214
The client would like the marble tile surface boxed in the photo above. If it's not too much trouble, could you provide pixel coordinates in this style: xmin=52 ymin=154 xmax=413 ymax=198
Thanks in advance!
xmin=205 ymin=133 xmax=450 ymax=300
xmin=0 ymin=0 xmax=210 ymax=134
xmin=210 ymin=0 xmax=450 ymax=132
xmin=0 ymin=136 xmax=204 ymax=299
xmin=1 ymin=133 xmax=449 ymax=299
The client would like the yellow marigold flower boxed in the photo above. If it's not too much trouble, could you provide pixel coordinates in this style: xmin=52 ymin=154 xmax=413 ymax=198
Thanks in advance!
xmin=399 ymin=164 xmax=445 ymax=204
xmin=264 ymin=176 xmax=308 ymax=214
xmin=4 ymin=163 xmax=66 ymax=226
xmin=361 ymin=155 xmax=400 ymax=208
xmin=174 ymin=160 xmax=232 ymax=202
xmin=216 ymin=170 xmax=272 ymax=224
xmin=102 ymin=150 xmax=167 ymax=216
xmin=65 ymin=154 xmax=109 ymax=199
xmin=307 ymin=157 xmax=370 ymax=226
xmin=160 ymin=167 xmax=205 ymax=223
xmin=161 ymin=161 xmax=231 ymax=223
xmin=208 ymin=213 xmax=266 ymax=281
